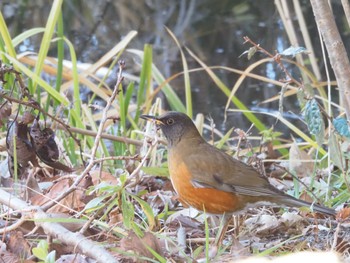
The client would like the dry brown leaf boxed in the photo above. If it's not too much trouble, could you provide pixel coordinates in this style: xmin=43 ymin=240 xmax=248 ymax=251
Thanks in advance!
xmin=7 ymin=120 xmax=39 ymax=177
xmin=0 ymin=239 xmax=26 ymax=263
xmin=7 ymin=231 xmax=31 ymax=259
xmin=120 ymin=231 xmax=163 ymax=262
xmin=0 ymin=250 xmax=22 ymax=263
xmin=108 ymin=207 xmax=123 ymax=226
xmin=0 ymin=102 xmax=11 ymax=126
xmin=245 ymin=214 xmax=280 ymax=235
xmin=280 ymin=212 xmax=303 ymax=227
xmin=336 ymin=207 xmax=350 ymax=220
xmin=90 ymin=170 xmax=119 ymax=186
xmin=25 ymin=173 xmax=41 ymax=200
xmin=289 ymin=140 xmax=314 ymax=178
xmin=31 ymin=177 xmax=87 ymax=213
xmin=147 ymin=190 xmax=176 ymax=214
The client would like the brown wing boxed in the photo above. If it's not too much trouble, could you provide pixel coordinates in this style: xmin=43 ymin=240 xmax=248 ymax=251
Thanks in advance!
xmin=184 ymin=141 xmax=280 ymax=197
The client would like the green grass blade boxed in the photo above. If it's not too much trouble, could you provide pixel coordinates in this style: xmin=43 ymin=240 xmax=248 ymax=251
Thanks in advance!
xmin=186 ymin=47 xmax=266 ymax=131
xmin=12 ymin=28 xmax=46 ymax=48
xmin=61 ymin=36 xmax=81 ymax=118
xmin=166 ymin=27 xmax=192 ymax=118
xmin=124 ymin=82 xmax=135 ymax=117
xmin=136 ymin=44 xmax=153 ymax=121
xmin=119 ymin=84 xmax=126 ymax=134
xmin=216 ymin=128 xmax=234 ymax=149
xmin=0 ymin=11 xmax=17 ymax=59
xmin=229 ymin=108 xmax=326 ymax=155
xmin=3 ymin=53 xmax=68 ymax=106
xmin=204 ymin=213 xmax=209 ymax=261
xmin=33 ymin=0 xmax=63 ymax=93
xmin=127 ymin=49 xmax=186 ymax=112
xmin=152 ymin=65 xmax=186 ymax=112
xmin=55 ymin=13 xmax=64 ymax=94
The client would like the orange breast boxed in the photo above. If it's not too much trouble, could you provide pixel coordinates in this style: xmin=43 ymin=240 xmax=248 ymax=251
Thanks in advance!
xmin=169 ymin=161 xmax=241 ymax=214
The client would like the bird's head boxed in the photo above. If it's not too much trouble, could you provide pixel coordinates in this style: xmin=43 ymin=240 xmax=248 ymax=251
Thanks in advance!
xmin=141 ymin=111 xmax=201 ymax=147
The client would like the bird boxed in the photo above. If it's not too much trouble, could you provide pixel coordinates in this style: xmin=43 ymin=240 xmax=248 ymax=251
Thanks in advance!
xmin=141 ymin=112 xmax=335 ymax=242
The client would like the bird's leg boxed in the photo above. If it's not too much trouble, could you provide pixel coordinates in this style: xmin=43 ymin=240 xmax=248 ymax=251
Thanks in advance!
xmin=233 ymin=214 xmax=240 ymax=237
xmin=214 ymin=213 xmax=232 ymax=246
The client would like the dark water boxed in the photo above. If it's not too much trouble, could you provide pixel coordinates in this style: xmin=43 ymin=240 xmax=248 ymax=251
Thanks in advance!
xmin=1 ymin=0 xmax=348 ymax=137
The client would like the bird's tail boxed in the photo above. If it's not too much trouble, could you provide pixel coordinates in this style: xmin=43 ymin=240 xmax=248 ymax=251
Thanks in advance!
xmin=280 ymin=194 xmax=336 ymax=216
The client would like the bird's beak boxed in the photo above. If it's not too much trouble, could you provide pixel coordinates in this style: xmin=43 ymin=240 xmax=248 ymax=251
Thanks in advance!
xmin=140 ymin=114 xmax=164 ymax=125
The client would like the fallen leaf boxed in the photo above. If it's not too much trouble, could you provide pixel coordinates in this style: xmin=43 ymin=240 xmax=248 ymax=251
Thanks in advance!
xmin=280 ymin=212 xmax=303 ymax=227
xmin=7 ymin=231 xmax=31 ymax=259
xmin=245 ymin=214 xmax=279 ymax=235
xmin=289 ymin=140 xmax=314 ymax=178
xmin=55 ymin=253 xmax=91 ymax=263
xmin=336 ymin=207 xmax=350 ymax=220
xmin=120 ymin=231 xmax=163 ymax=262
xmin=31 ymin=177 xmax=87 ymax=213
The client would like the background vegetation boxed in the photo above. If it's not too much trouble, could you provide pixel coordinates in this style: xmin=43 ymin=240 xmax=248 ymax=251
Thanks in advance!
xmin=0 ymin=0 xmax=350 ymax=262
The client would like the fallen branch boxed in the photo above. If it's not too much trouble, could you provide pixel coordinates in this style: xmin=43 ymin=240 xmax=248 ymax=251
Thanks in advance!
xmin=0 ymin=188 xmax=118 ymax=263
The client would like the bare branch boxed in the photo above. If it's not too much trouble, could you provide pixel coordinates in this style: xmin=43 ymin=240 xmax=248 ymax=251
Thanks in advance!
xmin=310 ymin=0 xmax=350 ymax=121
xmin=0 ymin=188 xmax=118 ymax=263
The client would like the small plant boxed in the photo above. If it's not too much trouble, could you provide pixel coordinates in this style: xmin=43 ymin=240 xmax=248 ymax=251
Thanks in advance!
xmin=32 ymin=240 xmax=56 ymax=263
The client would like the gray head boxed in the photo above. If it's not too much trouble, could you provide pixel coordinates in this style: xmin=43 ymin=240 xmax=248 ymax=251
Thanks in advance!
xmin=141 ymin=111 xmax=201 ymax=147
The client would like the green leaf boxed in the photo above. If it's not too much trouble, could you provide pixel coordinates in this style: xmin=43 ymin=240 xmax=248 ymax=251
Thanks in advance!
xmin=260 ymin=127 xmax=283 ymax=144
xmin=122 ymin=191 xmax=134 ymax=229
xmin=280 ymin=46 xmax=308 ymax=57
xmin=333 ymin=117 xmax=350 ymax=138
xmin=216 ymin=128 xmax=233 ymax=149
xmin=297 ymin=88 xmax=307 ymax=108
xmin=84 ymin=195 xmax=108 ymax=212
xmin=304 ymin=99 xmax=324 ymax=145
xmin=46 ymin=251 xmax=56 ymax=263
xmin=141 ymin=166 xmax=169 ymax=177
xmin=38 ymin=239 xmax=49 ymax=251
xmin=88 ymin=181 xmax=120 ymax=194
xmin=329 ymin=133 xmax=344 ymax=169
xmin=32 ymin=247 xmax=47 ymax=261
xmin=32 ymin=240 xmax=49 ymax=261
xmin=238 ymin=46 xmax=258 ymax=60
xmin=193 ymin=246 xmax=204 ymax=259
xmin=132 ymin=195 xmax=156 ymax=229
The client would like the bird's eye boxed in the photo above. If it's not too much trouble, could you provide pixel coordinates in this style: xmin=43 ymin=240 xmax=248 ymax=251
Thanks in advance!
xmin=166 ymin=118 xmax=174 ymax=125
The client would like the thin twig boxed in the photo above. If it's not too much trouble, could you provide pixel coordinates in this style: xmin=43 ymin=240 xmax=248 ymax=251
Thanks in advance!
xmin=41 ymin=61 xmax=125 ymax=212
xmin=0 ymin=216 xmax=27 ymax=234
xmin=125 ymin=137 xmax=160 ymax=188
xmin=331 ymin=222 xmax=341 ymax=251
xmin=92 ymin=155 xmax=141 ymax=164
xmin=243 ymin=36 xmax=302 ymax=86
xmin=2 ymin=94 xmax=80 ymax=147
xmin=274 ymin=164 xmax=321 ymax=202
